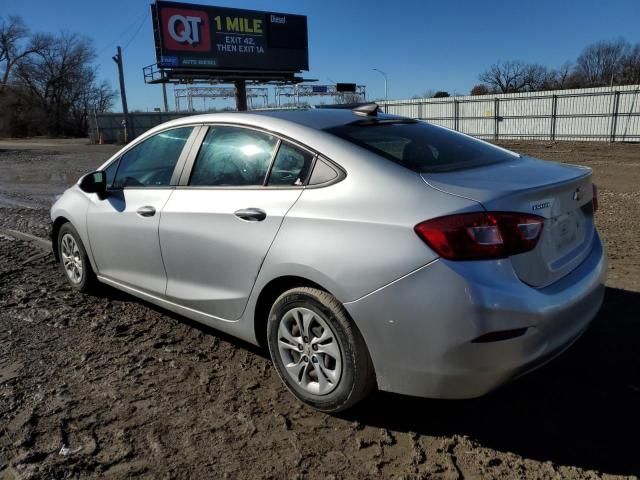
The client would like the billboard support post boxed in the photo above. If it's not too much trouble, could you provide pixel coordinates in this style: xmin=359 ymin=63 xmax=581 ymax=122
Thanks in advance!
xmin=162 ymin=77 xmax=169 ymax=112
xmin=234 ymin=80 xmax=248 ymax=112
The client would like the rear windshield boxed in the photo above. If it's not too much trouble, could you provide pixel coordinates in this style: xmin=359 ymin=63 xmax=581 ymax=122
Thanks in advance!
xmin=325 ymin=121 xmax=516 ymax=173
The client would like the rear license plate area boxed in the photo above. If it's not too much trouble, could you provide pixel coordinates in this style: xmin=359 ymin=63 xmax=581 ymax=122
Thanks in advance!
xmin=550 ymin=211 xmax=579 ymax=250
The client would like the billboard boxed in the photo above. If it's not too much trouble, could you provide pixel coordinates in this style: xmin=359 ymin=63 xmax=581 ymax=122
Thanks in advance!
xmin=151 ymin=1 xmax=309 ymax=72
xmin=336 ymin=83 xmax=357 ymax=93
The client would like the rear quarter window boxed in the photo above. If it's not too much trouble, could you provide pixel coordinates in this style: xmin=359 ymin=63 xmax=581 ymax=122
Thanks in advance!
xmin=325 ymin=121 xmax=517 ymax=173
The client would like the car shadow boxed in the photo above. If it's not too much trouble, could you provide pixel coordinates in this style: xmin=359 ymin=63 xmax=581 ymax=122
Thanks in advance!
xmin=88 ymin=282 xmax=270 ymax=360
xmin=88 ymin=280 xmax=639 ymax=475
xmin=345 ymin=286 xmax=640 ymax=476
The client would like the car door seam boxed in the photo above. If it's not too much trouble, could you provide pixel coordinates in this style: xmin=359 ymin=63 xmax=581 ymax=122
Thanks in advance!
xmin=156 ymin=189 xmax=176 ymax=296
xmin=238 ymin=189 xmax=305 ymax=319
xmin=170 ymin=125 xmax=203 ymax=186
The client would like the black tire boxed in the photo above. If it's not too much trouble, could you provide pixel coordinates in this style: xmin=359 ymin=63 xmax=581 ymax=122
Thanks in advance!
xmin=57 ymin=222 xmax=98 ymax=293
xmin=267 ymin=287 xmax=375 ymax=412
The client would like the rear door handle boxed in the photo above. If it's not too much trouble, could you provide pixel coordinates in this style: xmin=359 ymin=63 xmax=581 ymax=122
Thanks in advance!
xmin=136 ymin=206 xmax=156 ymax=217
xmin=234 ymin=208 xmax=266 ymax=222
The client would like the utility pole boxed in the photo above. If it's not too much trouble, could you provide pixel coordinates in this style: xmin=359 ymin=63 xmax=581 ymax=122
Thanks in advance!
xmin=112 ymin=46 xmax=131 ymax=142
xmin=234 ymin=79 xmax=248 ymax=111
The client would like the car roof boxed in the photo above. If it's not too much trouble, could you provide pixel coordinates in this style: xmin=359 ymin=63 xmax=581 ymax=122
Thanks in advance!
xmin=253 ymin=108 xmax=392 ymax=129
xmin=162 ymin=108 xmax=405 ymax=131
xmin=101 ymin=107 xmax=419 ymax=177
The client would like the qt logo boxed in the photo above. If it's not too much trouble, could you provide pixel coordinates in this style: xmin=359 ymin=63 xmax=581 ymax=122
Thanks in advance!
xmin=161 ymin=7 xmax=210 ymax=51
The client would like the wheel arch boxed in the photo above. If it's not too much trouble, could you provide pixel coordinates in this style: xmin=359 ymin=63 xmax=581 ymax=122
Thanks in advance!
xmin=253 ymin=275 xmax=326 ymax=347
xmin=252 ymin=275 xmax=377 ymax=385
xmin=51 ymin=215 xmax=71 ymax=262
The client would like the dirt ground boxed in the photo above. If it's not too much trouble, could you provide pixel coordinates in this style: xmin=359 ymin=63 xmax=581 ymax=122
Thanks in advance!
xmin=0 ymin=138 xmax=639 ymax=479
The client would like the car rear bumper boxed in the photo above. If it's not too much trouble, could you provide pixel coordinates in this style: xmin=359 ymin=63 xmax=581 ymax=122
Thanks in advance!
xmin=344 ymin=232 xmax=607 ymax=399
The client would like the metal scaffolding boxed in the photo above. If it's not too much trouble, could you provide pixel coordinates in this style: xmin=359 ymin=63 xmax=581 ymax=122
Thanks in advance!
xmin=275 ymin=84 xmax=367 ymax=106
xmin=174 ymin=86 xmax=270 ymax=112
xmin=173 ymin=84 xmax=367 ymax=111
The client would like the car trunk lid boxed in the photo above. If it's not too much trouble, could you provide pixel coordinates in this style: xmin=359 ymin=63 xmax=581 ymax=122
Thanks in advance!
xmin=422 ymin=156 xmax=595 ymax=288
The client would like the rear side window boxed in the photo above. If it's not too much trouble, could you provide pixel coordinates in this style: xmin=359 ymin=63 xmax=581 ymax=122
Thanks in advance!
xmin=267 ymin=142 xmax=314 ymax=186
xmin=113 ymin=127 xmax=193 ymax=188
xmin=325 ymin=121 xmax=516 ymax=173
xmin=190 ymin=127 xmax=278 ymax=186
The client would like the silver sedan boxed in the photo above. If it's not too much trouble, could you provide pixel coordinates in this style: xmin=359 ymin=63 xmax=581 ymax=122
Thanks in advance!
xmin=51 ymin=106 xmax=606 ymax=412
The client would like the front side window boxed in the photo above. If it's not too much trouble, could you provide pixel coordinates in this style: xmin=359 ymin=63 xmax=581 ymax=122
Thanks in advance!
xmin=113 ymin=127 xmax=193 ymax=188
xmin=189 ymin=126 xmax=278 ymax=186
xmin=103 ymin=158 xmax=120 ymax=188
xmin=267 ymin=142 xmax=314 ymax=186
xmin=325 ymin=121 xmax=517 ymax=173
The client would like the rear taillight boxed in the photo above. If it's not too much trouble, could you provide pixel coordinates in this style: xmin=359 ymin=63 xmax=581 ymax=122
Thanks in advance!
xmin=415 ymin=212 xmax=544 ymax=260
xmin=592 ymin=183 xmax=598 ymax=213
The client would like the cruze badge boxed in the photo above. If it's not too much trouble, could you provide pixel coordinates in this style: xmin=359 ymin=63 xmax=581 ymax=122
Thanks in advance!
xmin=532 ymin=201 xmax=551 ymax=211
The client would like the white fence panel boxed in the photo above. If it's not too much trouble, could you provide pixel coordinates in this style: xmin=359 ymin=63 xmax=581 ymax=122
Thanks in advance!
xmin=94 ymin=85 xmax=640 ymax=143
xmin=379 ymin=85 xmax=640 ymax=141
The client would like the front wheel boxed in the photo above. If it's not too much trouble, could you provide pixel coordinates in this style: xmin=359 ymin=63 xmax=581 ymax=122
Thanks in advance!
xmin=57 ymin=223 xmax=98 ymax=293
xmin=267 ymin=287 xmax=375 ymax=412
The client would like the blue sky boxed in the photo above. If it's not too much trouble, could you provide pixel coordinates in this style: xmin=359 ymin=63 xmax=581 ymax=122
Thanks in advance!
xmin=4 ymin=0 xmax=639 ymax=111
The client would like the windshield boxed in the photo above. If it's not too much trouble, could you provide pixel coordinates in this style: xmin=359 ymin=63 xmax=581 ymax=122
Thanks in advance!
xmin=325 ymin=121 xmax=517 ymax=173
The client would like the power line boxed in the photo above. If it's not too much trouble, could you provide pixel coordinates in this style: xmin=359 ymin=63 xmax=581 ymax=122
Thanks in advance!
xmin=96 ymin=7 xmax=148 ymax=56
xmin=123 ymin=10 xmax=149 ymax=51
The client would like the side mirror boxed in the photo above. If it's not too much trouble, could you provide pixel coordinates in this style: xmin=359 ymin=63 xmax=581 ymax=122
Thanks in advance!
xmin=79 ymin=171 xmax=107 ymax=199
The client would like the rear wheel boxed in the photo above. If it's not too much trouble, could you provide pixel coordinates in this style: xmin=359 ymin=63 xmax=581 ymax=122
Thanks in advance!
xmin=57 ymin=223 xmax=98 ymax=293
xmin=267 ymin=287 xmax=375 ymax=412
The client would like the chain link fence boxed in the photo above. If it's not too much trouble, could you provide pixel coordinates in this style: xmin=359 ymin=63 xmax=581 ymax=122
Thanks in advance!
xmin=90 ymin=112 xmax=191 ymax=144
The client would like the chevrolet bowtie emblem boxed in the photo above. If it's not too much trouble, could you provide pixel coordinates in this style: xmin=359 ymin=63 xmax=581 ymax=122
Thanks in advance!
xmin=573 ymin=188 xmax=582 ymax=201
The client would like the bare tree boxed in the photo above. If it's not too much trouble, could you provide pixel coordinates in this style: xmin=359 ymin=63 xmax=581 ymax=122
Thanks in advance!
xmin=69 ymin=73 xmax=117 ymax=135
xmin=470 ymin=84 xmax=489 ymax=96
xmin=547 ymin=61 xmax=573 ymax=89
xmin=14 ymin=32 xmax=115 ymax=135
xmin=479 ymin=61 xmax=534 ymax=93
xmin=620 ymin=42 xmax=640 ymax=85
xmin=0 ymin=16 xmax=115 ymax=136
xmin=477 ymin=38 xmax=640 ymax=94
xmin=0 ymin=16 xmax=48 ymax=88
xmin=575 ymin=38 xmax=629 ymax=87
xmin=522 ymin=64 xmax=553 ymax=91
xmin=91 ymin=80 xmax=117 ymax=113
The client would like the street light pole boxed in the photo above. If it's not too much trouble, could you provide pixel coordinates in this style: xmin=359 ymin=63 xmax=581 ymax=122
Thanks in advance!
xmin=372 ymin=68 xmax=388 ymax=102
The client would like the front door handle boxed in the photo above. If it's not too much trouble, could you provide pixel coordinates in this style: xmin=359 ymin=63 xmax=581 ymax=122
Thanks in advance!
xmin=234 ymin=208 xmax=266 ymax=222
xmin=136 ymin=206 xmax=156 ymax=217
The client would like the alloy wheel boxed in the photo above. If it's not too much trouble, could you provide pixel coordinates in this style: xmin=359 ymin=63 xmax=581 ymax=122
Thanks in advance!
xmin=60 ymin=233 xmax=83 ymax=284
xmin=276 ymin=307 xmax=343 ymax=395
